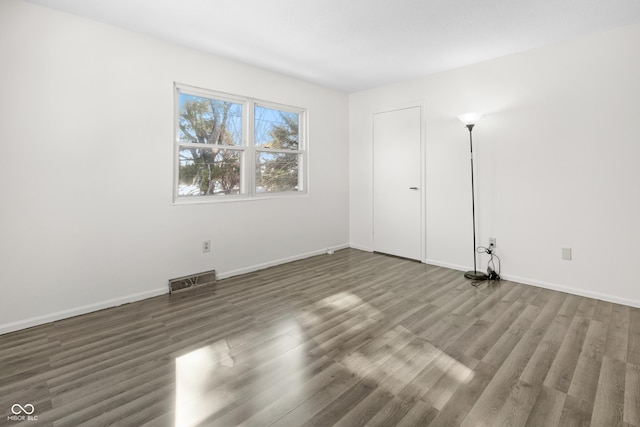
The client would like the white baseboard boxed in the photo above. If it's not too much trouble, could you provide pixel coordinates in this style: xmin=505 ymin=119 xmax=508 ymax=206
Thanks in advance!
xmin=216 ymin=244 xmax=350 ymax=280
xmin=423 ymin=258 xmax=468 ymax=272
xmin=500 ymin=273 xmax=640 ymax=308
xmin=348 ymin=243 xmax=373 ymax=252
xmin=1 ymin=244 xmax=351 ymax=335
xmin=425 ymin=257 xmax=640 ymax=309
xmin=7 ymin=246 xmax=635 ymax=335
xmin=0 ymin=288 xmax=168 ymax=336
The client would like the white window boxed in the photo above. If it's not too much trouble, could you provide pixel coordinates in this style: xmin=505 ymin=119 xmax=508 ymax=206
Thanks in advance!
xmin=174 ymin=84 xmax=306 ymax=202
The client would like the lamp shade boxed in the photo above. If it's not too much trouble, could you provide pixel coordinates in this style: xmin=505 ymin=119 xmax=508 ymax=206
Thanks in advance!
xmin=458 ymin=112 xmax=483 ymax=126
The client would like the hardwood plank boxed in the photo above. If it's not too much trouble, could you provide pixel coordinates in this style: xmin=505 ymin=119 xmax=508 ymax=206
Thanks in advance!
xmin=464 ymin=300 xmax=527 ymax=360
xmin=267 ymin=367 xmax=363 ymax=426
xmin=364 ymin=396 xmax=413 ymax=427
xmin=421 ymin=312 xmax=478 ymax=352
xmin=605 ymin=303 xmax=630 ymax=362
xmin=520 ymin=294 xmax=572 ymax=387
xmin=544 ymin=315 xmax=591 ymax=393
xmin=331 ymin=386 xmax=394 ymax=427
xmin=493 ymin=380 xmax=541 ymax=427
xmin=420 ymin=352 xmax=480 ymax=412
xmin=558 ymin=293 xmax=583 ymax=317
xmin=465 ymin=285 xmax=520 ymax=322
xmin=229 ymin=358 xmax=345 ymax=427
xmin=591 ymin=356 xmax=626 ymax=426
xmin=359 ymin=337 xmax=438 ymax=396
xmin=628 ymin=331 xmax=640 ymax=366
xmin=629 ymin=308 xmax=640 ymax=335
xmin=440 ymin=317 xmax=490 ymax=362
xmin=559 ymin=394 xmax=594 ymax=427
xmin=398 ymin=349 xmax=475 ymax=407
xmin=427 ymin=361 xmax=497 ymax=427
xmin=524 ymin=386 xmax=566 ymax=427
xmin=625 ymin=362 xmax=640 ymax=426
xmin=336 ymin=325 xmax=419 ymax=380
xmin=299 ymin=380 xmax=378 ymax=427
xmin=51 ymin=355 xmax=173 ymax=407
xmin=529 ymin=286 xmax=552 ymax=307
xmin=47 ymin=373 xmax=173 ymax=426
xmin=394 ymin=399 xmax=439 ymax=427
xmin=480 ymin=303 xmax=540 ymax=369
xmin=205 ymin=354 xmax=344 ymax=426
xmin=575 ymin=296 xmax=598 ymax=319
xmin=593 ymin=300 xmax=614 ymax=323
xmin=459 ymin=301 xmax=553 ymax=426
xmin=567 ymin=319 xmax=608 ymax=404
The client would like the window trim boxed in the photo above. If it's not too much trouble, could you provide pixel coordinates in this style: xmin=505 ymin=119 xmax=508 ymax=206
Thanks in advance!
xmin=173 ymin=83 xmax=308 ymax=204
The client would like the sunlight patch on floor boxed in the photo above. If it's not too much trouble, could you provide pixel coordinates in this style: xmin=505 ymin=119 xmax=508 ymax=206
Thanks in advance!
xmin=299 ymin=292 xmax=476 ymax=405
xmin=174 ymin=340 xmax=234 ymax=427
xmin=435 ymin=351 xmax=474 ymax=384
xmin=323 ymin=291 xmax=382 ymax=318
xmin=170 ymin=290 xmax=477 ymax=425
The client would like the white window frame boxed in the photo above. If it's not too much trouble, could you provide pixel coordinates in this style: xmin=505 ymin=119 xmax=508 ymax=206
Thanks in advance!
xmin=173 ymin=83 xmax=308 ymax=204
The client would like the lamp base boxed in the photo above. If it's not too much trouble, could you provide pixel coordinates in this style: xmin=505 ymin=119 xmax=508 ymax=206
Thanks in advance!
xmin=464 ymin=271 xmax=488 ymax=281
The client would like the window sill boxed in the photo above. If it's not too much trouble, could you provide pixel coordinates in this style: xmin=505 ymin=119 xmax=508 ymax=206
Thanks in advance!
xmin=172 ymin=191 xmax=309 ymax=205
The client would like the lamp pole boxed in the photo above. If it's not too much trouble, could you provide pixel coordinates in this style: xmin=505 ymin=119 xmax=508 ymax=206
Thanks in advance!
xmin=458 ymin=113 xmax=488 ymax=281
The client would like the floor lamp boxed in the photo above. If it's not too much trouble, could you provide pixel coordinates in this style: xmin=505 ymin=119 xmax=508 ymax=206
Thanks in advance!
xmin=458 ymin=113 xmax=488 ymax=281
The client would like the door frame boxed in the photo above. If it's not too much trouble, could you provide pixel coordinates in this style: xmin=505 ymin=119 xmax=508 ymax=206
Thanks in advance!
xmin=371 ymin=101 xmax=426 ymax=263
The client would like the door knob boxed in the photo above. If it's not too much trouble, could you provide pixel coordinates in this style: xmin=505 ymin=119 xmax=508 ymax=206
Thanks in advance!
xmin=409 ymin=187 xmax=419 ymax=190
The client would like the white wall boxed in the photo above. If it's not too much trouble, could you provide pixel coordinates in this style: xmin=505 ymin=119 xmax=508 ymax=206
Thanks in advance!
xmin=350 ymin=23 xmax=640 ymax=306
xmin=0 ymin=0 xmax=349 ymax=334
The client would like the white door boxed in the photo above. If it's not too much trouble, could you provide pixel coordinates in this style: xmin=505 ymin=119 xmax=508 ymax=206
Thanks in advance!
xmin=373 ymin=106 xmax=422 ymax=261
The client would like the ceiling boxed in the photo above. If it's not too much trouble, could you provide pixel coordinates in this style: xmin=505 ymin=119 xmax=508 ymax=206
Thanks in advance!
xmin=26 ymin=0 xmax=640 ymax=93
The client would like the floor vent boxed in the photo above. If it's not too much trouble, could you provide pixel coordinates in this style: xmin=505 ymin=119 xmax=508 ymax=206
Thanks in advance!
xmin=169 ymin=269 xmax=216 ymax=294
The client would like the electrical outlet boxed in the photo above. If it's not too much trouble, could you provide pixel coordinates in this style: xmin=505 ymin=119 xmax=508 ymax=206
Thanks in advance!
xmin=202 ymin=240 xmax=211 ymax=253
xmin=489 ymin=237 xmax=496 ymax=247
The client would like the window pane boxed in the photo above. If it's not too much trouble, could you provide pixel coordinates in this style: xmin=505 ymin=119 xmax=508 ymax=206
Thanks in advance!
xmin=255 ymin=152 xmax=299 ymax=193
xmin=178 ymin=148 xmax=241 ymax=196
xmin=254 ymin=106 xmax=299 ymax=149
xmin=178 ymin=94 xmax=243 ymax=145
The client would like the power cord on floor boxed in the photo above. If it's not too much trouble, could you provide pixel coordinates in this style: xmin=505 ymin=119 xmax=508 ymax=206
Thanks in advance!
xmin=472 ymin=244 xmax=501 ymax=287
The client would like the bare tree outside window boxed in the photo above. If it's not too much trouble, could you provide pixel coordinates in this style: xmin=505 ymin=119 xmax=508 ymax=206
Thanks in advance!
xmin=174 ymin=84 xmax=306 ymax=201
xmin=255 ymin=106 xmax=300 ymax=193
xmin=178 ymin=96 xmax=242 ymax=196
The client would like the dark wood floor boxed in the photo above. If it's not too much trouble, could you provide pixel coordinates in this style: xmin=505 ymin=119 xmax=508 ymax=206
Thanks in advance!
xmin=1 ymin=249 xmax=639 ymax=426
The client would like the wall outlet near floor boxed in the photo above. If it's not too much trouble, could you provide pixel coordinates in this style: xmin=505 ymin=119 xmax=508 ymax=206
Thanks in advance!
xmin=489 ymin=237 xmax=496 ymax=247
xmin=562 ymin=247 xmax=572 ymax=260
xmin=202 ymin=240 xmax=211 ymax=253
